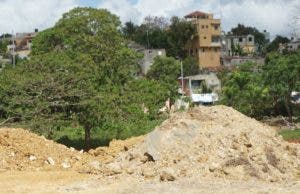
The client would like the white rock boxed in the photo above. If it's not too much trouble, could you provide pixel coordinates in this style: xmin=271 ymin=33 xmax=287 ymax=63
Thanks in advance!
xmin=29 ymin=155 xmax=37 ymax=161
xmin=47 ymin=157 xmax=55 ymax=165
xmin=61 ymin=162 xmax=71 ymax=169
xmin=70 ymin=147 xmax=75 ymax=152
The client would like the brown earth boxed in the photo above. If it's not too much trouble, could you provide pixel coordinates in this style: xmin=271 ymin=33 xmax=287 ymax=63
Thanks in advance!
xmin=1 ymin=105 xmax=300 ymax=193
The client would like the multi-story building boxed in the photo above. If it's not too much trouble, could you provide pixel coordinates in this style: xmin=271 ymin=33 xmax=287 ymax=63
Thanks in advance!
xmin=185 ymin=11 xmax=221 ymax=70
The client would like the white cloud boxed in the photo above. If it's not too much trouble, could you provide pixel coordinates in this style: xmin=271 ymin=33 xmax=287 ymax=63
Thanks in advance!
xmin=0 ymin=0 xmax=78 ymax=34
xmin=0 ymin=0 xmax=298 ymax=38
xmin=98 ymin=0 xmax=300 ymax=37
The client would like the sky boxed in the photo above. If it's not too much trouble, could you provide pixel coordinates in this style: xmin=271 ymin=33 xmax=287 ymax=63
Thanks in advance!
xmin=0 ymin=0 xmax=299 ymax=38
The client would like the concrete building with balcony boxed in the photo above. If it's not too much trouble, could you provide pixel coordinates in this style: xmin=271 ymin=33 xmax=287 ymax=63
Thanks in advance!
xmin=185 ymin=11 xmax=221 ymax=70
xmin=222 ymin=34 xmax=256 ymax=56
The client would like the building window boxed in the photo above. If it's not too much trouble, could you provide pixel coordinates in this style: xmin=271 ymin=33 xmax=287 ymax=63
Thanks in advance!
xmin=206 ymin=25 xmax=209 ymax=28
xmin=195 ymin=48 xmax=198 ymax=53
xmin=211 ymin=36 xmax=220 ymax=43
xmin=239 ymin=37 xmax=243 ymax=42
xmin=214 ymin=48 xmax=218 ymax=52
xmin=214 ymin=25 xmax=219 ymax=30
xmin=201 ymin=25 xmax=205 ymax=29
xmin=204 ymin=36 xmax=207 ymax=39
xmin=248 ymin=37 xmax=253 ymax=42
xmin=202 ymin=48 xmax=205 ymax=52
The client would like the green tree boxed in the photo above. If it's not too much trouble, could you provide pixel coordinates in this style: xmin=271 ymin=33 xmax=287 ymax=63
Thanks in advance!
xmin=0 ymin=8 xmax=172 ymax=150
xmin=220 ymin=62 xmax=272 ymax=118
xmin=166 ymin=16 xmax=196 ymax=58
xmin=266 ymin=35 xmax=290 ymax=53
xmin=263 ymin=51 xmax=300 ymax=122
xmin=182 ymin=56 xmax=199 ymax=76
xmin=146 ymin=56 xmax=180 ymax=98
xmin=0 ymin=40 xmax=9 ymax=55
xmin=1 ymin=8 xmax=142 ymax=150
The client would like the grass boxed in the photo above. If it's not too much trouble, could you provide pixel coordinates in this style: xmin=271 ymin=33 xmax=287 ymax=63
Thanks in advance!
xmin=279 ymin=129 xmax=300 ymax=141
xmin=51 ymin=118 xmax=166 ymax=150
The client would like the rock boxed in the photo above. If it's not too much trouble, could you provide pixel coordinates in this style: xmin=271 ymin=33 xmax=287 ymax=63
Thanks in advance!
xmin=47 ymin=157 xmax=55 ymax=165
xmin=70 ymin=147 xmax=75 ymax=152
xmin=29 ymin=155 xmax=37 ymax=161
xmin=142 ymin=167 xmax=157 ymax=178
xmin=61 ymin=162 xmax=71 ymax=169
xmin=209 ymin=162 xmax=220 ymax=172
xmin=160 ymin=170 xmax=176 ymax=182
xmin=89 ymin=161 xmax=101 ymax=170
xmin=107 ymin=163 xmax=122 ymax=174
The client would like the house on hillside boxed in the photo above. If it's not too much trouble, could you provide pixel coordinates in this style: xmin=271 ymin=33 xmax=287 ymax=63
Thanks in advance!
xmin=7 ymin=29 xmax=38 ymax=59
xmin=128 ymin=41 xmax=166 ymax=75
xmin=178 ymin=72 xmax=221 ymax=104
xmin=221 ymin=34 xmax=256 ymax=56
xmin=185 ymin=11 xmax=222 ymax=71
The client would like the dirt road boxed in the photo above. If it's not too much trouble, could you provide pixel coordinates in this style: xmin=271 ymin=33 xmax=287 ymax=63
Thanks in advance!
xmin=1 ymin=171 xmax=300 ymax=194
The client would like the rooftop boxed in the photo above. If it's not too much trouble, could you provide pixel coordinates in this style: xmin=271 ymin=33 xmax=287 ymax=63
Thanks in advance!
xmin=185 ymin=11 xmax=209 ymax=19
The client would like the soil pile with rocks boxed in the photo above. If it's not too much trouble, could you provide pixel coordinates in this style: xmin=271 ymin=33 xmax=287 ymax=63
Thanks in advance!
xmin=0 ymin=128 xmax=99 ymax=172
xmin=89 ymin=136 xmax=144 ymax=163
xmin=108 ymin=106 xmax=300 ymax=182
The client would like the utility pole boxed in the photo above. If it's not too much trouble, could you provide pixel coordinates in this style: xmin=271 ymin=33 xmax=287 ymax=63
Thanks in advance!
xmin=12 ymin=30 xmax=15 ymax=67
xmin=181 ymin=59 xmax=184 ymax=97
xmin=146 ymin=29 xmax=150 ymax=49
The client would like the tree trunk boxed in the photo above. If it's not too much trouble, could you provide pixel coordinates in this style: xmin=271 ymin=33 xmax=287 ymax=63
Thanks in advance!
xmin=84 ymin=127 xmax=91 ymax=151
xmin=284 ymin=95 xmax=293 ymax=123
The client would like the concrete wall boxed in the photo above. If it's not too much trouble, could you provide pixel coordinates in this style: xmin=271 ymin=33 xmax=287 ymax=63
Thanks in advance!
xmin=221 ymin=56 xmax=264 ymax=67
xmin=140 ymin=49 xmax=166 ymax=75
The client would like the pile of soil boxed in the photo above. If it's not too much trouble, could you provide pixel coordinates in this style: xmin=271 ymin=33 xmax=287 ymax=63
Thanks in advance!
xmin=1 ymin=105 xmax=299 ymax=183
xmin=89 ymin=136 xmax=144 ymax=163
xmin=0 ymin=128 xmax=97 ymax=172
xmin=107 ymin=106 xmax=300 ymax=182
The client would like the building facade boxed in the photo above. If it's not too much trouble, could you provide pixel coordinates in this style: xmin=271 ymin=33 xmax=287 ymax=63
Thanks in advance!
xmin=222 ymin=34 xmax=256 ymax=56
xmin=185 ymin=11 xmax=221 ymax=70
xmin=128 ymin=41 xmax=166 ymax=75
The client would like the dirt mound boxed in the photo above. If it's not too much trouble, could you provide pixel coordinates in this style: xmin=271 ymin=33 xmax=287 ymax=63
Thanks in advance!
xmin=108 ymin=106 xmax=300 ymax=182
xmin=0 ymin=128 xmax=99 ymax=172
xmin=89 ymin=136 xmax=144 ymax=163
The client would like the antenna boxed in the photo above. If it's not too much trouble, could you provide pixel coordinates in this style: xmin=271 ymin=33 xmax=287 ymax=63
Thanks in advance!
xmin=219 ymin=0 xmax=222 ymax=30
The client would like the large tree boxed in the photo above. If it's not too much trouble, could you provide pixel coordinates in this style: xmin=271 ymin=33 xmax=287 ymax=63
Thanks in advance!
xmin=263 ymin=51 xmax=300 ymax=122
xmin=121 ymin=16 xmax=196 ymax=58
xmin=0 ymin=8 xmax=172 ymax=150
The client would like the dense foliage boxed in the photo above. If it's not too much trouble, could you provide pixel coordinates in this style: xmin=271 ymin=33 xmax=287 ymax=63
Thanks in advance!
xmin=221 ymin=51 xmax=300 ymax=120
xmin=0 ymin=8 xmax=172 ymax=150
xmin=122 ymin=16 xmax=196 ymax=58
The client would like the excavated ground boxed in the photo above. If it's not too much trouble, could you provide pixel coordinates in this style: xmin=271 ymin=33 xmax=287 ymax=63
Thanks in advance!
xmin=1 ymin=105 xmax=300 ymax=193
